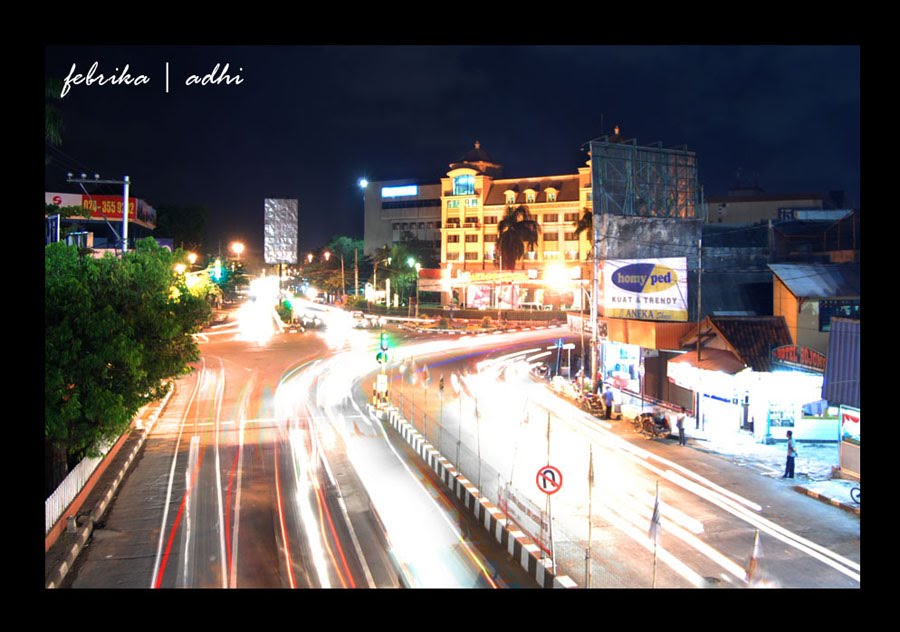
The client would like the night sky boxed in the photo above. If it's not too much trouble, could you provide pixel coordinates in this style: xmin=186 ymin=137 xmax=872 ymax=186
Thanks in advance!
xmin=44 ymin=45 xmax=860 ymax=261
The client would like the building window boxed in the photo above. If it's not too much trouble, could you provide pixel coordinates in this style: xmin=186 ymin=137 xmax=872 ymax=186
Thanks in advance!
xmin=485 ymin=249 xmax=496 ymax=260
xmin=466 ymin=198 xmax=479 ymax=207
xmin=586 ymin=191 xmax=593 ymax=201
xmin=525 ymin=251 xmax=537 ymax=261
xmin=543 ymin=233 xmax=558 ymax=241
xmin=547 ymin=192 xmax=557 ymax=202
xmin=565 ymin=250 xmax=579 ymax=260
xmin=505 ymin=192 xmax=516 ymax=205
xmin=465 ymin=234 xmax=479 ymax=243
xmin=446 ymin=217 xmax=460 ymax=226
xmin=447 ymin=234 xmax=460 ymax=243
xmin=392 ymin=222 xmax=400 ymax=229
xmin=564 ymin=232 xmax=578 ymax=241
xmin=448 ymin=199 xmax=461 ymax=209
xmin=465 ymin=252 xmax=478 ymax=260
xmin=435 ymin=221 xmax=441 ymax=228
xmin=526 ymin=192 xmax=536 ymax=203
xmin=819 ymin=300 xmax=860 ymax=331
xmin=564 ymin=212 xmax=579 ymax=222
xmin=426 ymin=222 xmax=433 ymax=229
xmin=484 ymin=234 xmax=498 ymax=242
xmin=453 ymin=174 xmax=475 ymax=196
xmin=418 ymin=222 xmax=425 ymax=229
xmin=401 ymin=223 xmax=409 ymax=230
xmin=544 ymin=251 xmax=560 ymax=260
xmin=543 ymin=213 xmax=559 ymax=223
xmin=484 ymin=215 xmax=498 ymax=224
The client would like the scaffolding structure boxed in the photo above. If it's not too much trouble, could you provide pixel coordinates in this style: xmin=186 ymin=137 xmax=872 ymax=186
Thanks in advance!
xmin=590 ymin=137 xmax=702 ymax=220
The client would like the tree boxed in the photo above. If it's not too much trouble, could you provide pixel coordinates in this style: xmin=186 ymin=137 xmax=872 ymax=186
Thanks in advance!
xmin=45 ymin=238 xmax=211 ymax=494
xmin=45 ymin=79 xmax=64 ymax=164
xmin=154 ymin=204 xmax=209 ymax=252
xmin=573 ymin=207 xmax=593 ymax=258
xmin=497 ymin=205 xmax=541 ymax=270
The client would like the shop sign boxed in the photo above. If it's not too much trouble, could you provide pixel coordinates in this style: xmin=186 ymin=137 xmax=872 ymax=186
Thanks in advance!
xmin=603 ymin=258 xmax=688 ymax=321
xmin=840 ymin=406 xmax=860 ymax=445
xmin=772 ymin=345 xmax=826 ymax=373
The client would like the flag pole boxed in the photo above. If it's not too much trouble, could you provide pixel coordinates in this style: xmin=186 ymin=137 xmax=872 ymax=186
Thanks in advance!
xmin=651 ymin=480 xmax=660 ymax=588
xmin=586 ymin=444 xmax=594 ymax=588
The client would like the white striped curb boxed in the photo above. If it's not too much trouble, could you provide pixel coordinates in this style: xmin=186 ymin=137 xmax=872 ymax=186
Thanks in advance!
xmin=369 ymin=403 xmax=575 ymax=588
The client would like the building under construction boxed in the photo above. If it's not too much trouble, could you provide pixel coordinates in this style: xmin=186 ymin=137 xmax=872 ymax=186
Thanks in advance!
xmin=590 ymin=128 xmax=702 ymax=221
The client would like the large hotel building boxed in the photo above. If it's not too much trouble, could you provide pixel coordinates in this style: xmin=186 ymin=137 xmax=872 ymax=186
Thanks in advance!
xmin=363 ymin=141 xmax=594 ymax=309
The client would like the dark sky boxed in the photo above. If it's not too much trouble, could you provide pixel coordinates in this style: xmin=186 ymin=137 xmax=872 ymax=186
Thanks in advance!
xmin=44 ymin=45 xmax=859 ymax=261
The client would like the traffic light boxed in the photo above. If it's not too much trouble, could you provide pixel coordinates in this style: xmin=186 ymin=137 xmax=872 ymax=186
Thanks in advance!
xmin=380 ymin=331 xmax=389 ymax=351
xmin=376 ymin=351 xmax=388 ymax=364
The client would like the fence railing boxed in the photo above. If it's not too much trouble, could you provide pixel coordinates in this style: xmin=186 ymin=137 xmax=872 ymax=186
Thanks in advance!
xmin=44 ymin=441 xmax=111 ymax=535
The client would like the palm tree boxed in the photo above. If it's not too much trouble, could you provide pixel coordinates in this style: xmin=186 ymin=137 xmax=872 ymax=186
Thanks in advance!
xmin=497 ymin=205 xmax=540 ymax=270
xmin=573 ymin=207 xmax=593 ymax=258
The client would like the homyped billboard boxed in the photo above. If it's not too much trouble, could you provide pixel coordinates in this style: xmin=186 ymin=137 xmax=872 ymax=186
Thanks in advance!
xmin=264 ymin=198 xmax=298 ymax=264
xmin=603 ymin=258 xmax=688 ymax=321
xmin=841 ymin=406 xmax=860 ymax=445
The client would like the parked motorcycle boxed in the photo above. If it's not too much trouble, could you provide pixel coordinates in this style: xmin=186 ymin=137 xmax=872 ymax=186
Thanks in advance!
xmin=636 ymin=412 xmax=671 ymax=439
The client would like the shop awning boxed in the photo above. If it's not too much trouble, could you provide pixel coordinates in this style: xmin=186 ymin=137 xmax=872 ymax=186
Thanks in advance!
xmin=669 ymin=348 xmax=746 ymax=374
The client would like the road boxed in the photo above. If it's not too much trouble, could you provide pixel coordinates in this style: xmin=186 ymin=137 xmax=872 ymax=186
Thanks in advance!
xmin=363 ymin=327 xmax=861 ymax=589
xmin=60 ymin=301 xmax=534 ymax=588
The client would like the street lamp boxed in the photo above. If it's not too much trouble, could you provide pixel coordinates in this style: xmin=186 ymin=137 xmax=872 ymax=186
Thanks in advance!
xmin=231 ymin=241 xmax=244 ymax=261
xmin=373 ymin=254 xmax=391 ymax=306
xmin=187 ymin=252 xmax=198 ymax=266
xmin=307 ymin=253 xmax=313 ymax=264
xmin=174 ymin=263 xmax=187 ymax=275
xmin=408 ymin=257 xmax=421 ymax=318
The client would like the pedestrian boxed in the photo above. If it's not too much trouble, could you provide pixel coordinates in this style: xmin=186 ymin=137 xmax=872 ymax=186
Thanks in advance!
xmin=782 ymin=430 xmax=798 ymax=478
xmin=603 ymin=386 xmax=614 ymax=420
xmin=676 ymin=406 xmax=686 ymax=446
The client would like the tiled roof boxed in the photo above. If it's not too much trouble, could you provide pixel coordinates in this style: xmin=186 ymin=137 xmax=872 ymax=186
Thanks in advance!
xmin=709 ymin=316 xmax=793 ymax=372
xmin=768 ymin=263 xmax=860 ymax=299
xmin=484 ymin=175 xmax=581 ymax=206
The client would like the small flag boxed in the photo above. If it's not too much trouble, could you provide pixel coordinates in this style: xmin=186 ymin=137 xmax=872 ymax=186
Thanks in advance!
xmin=422 ymin=364 xmax=431 ymax=386
xmin=745 ymin=529 xmax=761 ymax=584
xmin=649 ymin=484 xmax=662 ymax=545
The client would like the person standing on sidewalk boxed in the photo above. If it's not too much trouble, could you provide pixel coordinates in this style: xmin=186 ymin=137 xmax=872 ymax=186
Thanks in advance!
xmin=676 ymin=407 xmax=686 ymax=446
xmin=782 ymin=430 xmax=798 ymax=478
xmin=603 ymin=386 xmax=614 ymax=420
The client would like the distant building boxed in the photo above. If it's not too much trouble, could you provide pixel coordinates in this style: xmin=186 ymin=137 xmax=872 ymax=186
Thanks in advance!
xmin=362 ymin=180 xmax=442 ymax=258
xmin=769 ymin=262 xmax=860 ymax=355
xmin=45 ymin=191 xmax=157 ymax=255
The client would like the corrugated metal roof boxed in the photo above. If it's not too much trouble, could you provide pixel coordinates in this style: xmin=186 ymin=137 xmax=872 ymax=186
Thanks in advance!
xmin=822 ymin=318 xmax=860 ymax=408
xmin=768 ymin=263 xmax=860 ymax=299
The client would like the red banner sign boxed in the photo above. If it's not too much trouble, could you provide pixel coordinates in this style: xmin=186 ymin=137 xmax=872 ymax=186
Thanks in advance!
xmin=771 ymin=345 xmax=827 ymax=372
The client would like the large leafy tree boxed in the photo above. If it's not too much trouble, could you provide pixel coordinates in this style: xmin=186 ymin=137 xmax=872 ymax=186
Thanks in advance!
xmin=45 ymin=238 xmax=211 ymax=493
xmin=154 ymin=204 xmax=209 ymax=252
xmin=497 ymin=205 xmax=541 ymax=270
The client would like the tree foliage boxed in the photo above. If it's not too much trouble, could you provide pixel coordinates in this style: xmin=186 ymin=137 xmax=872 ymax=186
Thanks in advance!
xmin=154 ymin=204 xmax=209 ymax=252
xmin=45 ymin=238 xmax=211 ymax=491
xmin=497 ymin=205 xmax=541 ymax=270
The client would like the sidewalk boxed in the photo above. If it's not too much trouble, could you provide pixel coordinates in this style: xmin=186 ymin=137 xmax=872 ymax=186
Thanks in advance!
xmin=44 ymin=389 xmax=173 ymax=588
xmin=611 ymin=392 xmax=860 ymax=516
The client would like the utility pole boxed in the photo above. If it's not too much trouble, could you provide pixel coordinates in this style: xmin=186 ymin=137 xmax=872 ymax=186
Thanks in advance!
xmin=355 ymin=248 xmax=359 ymax=297
xmin=590 ymin=204 xmax=601 ymax=393
xmin=66 ymin=173 xmax=130 ymax=252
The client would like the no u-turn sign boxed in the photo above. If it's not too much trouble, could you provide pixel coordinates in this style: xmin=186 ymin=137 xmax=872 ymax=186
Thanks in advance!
xmin=536 ymin=465 xmax=563 ymax=495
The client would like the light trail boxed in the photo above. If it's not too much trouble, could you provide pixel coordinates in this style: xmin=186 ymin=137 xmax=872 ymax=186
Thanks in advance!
xmin=150 ymin=360 xmax=204 ymax=588
xmin=213 ymin=359 xmax=227 ymax=587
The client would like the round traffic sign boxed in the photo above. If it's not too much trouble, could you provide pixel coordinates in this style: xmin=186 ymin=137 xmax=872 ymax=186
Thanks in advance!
xmin=536 ymin=465 xmax=563 ymax=495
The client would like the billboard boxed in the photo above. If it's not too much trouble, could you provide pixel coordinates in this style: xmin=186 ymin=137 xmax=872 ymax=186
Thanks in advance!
xmin=264 ymin=198 xmax=299 ymax=264
xmin=45 ymin=192 xmax=156 ymax=228
xmin=603 ymin=257 xmax=688 ymax=321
